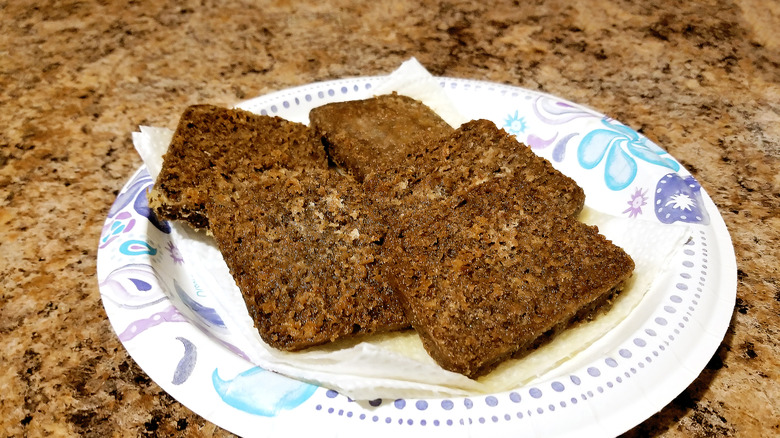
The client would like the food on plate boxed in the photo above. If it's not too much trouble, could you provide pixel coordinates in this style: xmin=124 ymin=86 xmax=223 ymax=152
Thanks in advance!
xmin=309 ymin=92 xmax=453 ymax=181
xmin=206 ymin=166 xmax=408 ymax=351
xmin=149 ymin=104 xmax=327 ymax=229
xmin=148 ymin=94 xmax=634 ymax=379
xmin=362 ymin=119 xmax=586 ymax=226
xmin=356 ymin=118 xmax=626 ymax=377
xmin=382 ymin=176 xmax=635 ymax=378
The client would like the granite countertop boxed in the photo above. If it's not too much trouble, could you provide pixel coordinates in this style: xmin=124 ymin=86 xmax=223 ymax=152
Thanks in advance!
xmin=1 ymin=0 xmax=777 ymax=436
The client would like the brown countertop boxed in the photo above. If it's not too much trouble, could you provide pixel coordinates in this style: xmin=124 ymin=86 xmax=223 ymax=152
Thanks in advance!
xmin=1 ymin=0 xmax=777 ymax=436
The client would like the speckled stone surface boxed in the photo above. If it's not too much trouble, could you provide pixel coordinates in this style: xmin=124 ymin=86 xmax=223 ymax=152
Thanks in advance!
xmin=1 ymin=0 xmax=778 ymax=436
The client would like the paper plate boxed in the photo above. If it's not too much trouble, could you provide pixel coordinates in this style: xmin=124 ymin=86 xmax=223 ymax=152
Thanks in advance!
xmin=97 ymin=77 xmax=736 ymax=437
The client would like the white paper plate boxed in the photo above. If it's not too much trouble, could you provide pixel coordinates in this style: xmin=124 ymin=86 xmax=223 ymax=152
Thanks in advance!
xmin=97 ymin=77 xmax=736 ymax=437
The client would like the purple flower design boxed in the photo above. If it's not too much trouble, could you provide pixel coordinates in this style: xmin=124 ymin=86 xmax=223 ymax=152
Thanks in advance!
xmin=622 ymin=187 xmax=648 ymax=218
xmin=654 ymin=173 xmax=710 ymax=224
xmin=167 ymin=241 xmax=184 ymax=264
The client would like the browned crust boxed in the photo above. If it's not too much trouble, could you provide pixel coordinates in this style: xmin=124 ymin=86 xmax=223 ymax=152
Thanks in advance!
xmin=206 ymin=167 xmax=408 ymax=351
xmin=362 ymin=119 xmax=586 ymax=228
xmin=510 ymin=283 xmax=624 ymax=362
xmin=149 ymin=104 xmax=327 ymax=229
xmin=309 ymin=92 xmax=453 ymax=181
xmin=382 ymin=177 xmax=634 ymax=379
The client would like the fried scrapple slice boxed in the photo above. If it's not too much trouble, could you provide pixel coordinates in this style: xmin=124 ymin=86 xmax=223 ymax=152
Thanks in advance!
xmin=149 ymin=104 xmax=327 ymax=229
xmin=363 ymin=119 xmax=585 ymax=226
xmin=206 ymin=167 xmax=408 ymax=351
xmin=382 ymin=179 xmax=635 ymax=378
xmin=309 ymin=93 xmax=454 ymax=181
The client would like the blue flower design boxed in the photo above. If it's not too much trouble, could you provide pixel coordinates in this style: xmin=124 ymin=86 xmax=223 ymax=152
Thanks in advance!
xmin=577 ymin=118 xmax=679 ymax=191
xmin=212 ymin=367 xmax=317 ymax=416
xmin=504 ymin=111 xmax=527 ymax=135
